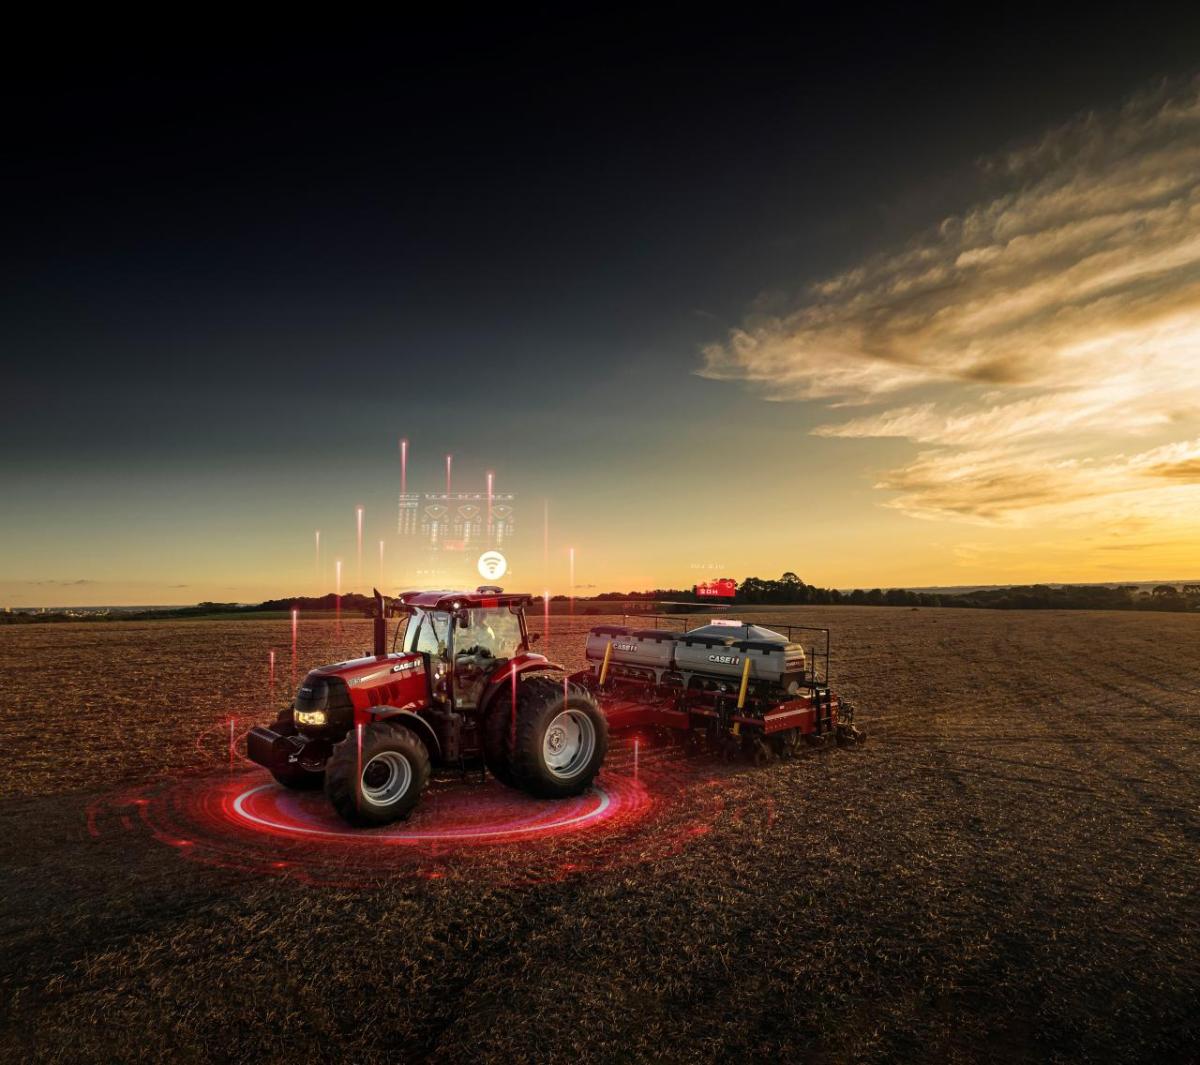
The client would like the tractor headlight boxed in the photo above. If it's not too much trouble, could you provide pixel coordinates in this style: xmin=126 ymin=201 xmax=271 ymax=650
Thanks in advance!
xmin=295 ymin=709 xmax=327 ymax=727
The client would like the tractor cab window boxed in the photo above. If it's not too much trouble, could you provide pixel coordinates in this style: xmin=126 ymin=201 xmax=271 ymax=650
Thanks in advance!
xmin=451 ymin=607 xmax=524 ymax=711
xmin=407 ymin=610 xmax=450 ymax=659
xmin=390 ymin=614 xmax=410 ymax=653
xmin=456 ymin=607 xmax=522 ymax=661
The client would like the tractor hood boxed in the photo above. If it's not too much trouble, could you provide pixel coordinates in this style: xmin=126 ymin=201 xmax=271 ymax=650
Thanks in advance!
xmin=310 ymin=651 xmax=425 ymax=690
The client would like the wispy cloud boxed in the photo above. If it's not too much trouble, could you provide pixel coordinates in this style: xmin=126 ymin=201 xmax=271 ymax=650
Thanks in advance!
xmin=700 ymin=79 xmax=1200 ymax=522
xmin=877 ymin=438 xmax=1200 ymax=522
xmin=24 ymin=579 xmax=97 ymax=586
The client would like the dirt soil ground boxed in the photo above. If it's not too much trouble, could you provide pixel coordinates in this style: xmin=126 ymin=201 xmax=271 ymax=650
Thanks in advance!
xmin=1 ymin=607 xmax=1197 ymax=1063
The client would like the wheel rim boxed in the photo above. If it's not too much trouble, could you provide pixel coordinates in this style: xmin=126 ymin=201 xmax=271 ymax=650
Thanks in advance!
xmin=542 ymin=709 xmax=596 ymax=780
xmin=360 ymin=751 xmax=413 ymax=806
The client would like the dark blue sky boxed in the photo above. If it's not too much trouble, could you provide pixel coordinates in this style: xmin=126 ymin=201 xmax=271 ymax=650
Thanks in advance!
xmin=4 ymin=13 xmax=1199 ymax=602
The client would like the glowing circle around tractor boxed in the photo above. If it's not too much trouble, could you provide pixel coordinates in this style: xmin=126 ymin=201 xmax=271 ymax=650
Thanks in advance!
xmin=229 ymin=779 xmax=613 ymax=843
xmin=87 ymin=731 xmax=769 ymax=887
xmin=477 ymin=550 xmax=508 ymax=580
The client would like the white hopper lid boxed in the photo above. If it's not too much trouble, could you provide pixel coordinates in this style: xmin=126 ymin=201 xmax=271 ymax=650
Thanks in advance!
xmin=683 ymin=622 xmax=790 ymax=645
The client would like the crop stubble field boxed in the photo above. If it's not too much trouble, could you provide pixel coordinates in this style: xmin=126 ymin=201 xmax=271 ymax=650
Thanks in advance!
xmin=0 ymin=607 xmax=1197 ymax=1063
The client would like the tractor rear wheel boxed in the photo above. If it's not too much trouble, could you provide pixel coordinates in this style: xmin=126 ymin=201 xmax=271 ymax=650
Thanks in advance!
xmin=510 ymin=677 xmax=608 ymax=799
xmin=482 ymin=699 xmax=519 ymax=788
xmin=325 ymin=722 xmax=430 ymax=826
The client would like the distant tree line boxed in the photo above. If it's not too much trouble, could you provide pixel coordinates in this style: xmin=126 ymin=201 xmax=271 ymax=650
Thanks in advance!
xmin=583 ymin=573 xmax=1200 ymax=612
xmin=735 ymin=574 xmax=1199 ymax=612
xmin=6 ymin=578 xmax=1199 ymax=624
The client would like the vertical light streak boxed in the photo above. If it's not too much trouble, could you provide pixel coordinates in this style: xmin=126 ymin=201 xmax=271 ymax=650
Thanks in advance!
xmin=543 ymin=500 xmax=549 ymax=578
xmin=356 ymin=506 xmax=364 ymax=587
xmin=269 ymin=650 xmax=276 ymax=702
xmin=291 ymin=608 xmax=298 ymax=687
xmin=510 ymin=665 xmax=518 ymax=747
xmin=229 ymin=718 xmax=235 ymax=772
xmin=486 ymin=470 xmax=494 ymax=531
xmin=445 ymin=454 xmax=453 ymax=496
xmin=400 ymin=437 xmax=408 ymax=496
xmin=543 ymin=586 xmax=550 ymax=645
xmin=335 ymin=559 xmax=342 ymax=634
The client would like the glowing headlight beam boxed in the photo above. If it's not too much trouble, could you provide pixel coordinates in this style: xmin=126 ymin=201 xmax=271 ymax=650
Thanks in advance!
xmin=295 ymin=709 xmax=327 ymax=727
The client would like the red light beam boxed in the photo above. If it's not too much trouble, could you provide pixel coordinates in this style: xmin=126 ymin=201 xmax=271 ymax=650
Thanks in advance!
xmin=356 ymin=506 xmax=364 ymax=587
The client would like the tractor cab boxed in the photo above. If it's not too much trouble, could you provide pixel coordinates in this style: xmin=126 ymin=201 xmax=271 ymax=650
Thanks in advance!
xmin=389 ymin=588 xmax=536 ymax=713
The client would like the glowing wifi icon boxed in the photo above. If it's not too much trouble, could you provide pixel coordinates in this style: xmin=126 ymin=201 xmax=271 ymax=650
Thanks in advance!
xmin=477 ymin=550 xmax=508 ymax=581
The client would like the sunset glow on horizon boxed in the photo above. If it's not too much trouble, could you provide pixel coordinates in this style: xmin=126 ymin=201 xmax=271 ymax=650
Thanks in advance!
xmin=4 ymin=73 xmax=1199 ymax=607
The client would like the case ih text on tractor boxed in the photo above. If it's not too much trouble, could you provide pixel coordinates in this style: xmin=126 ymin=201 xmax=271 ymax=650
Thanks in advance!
xmin=248 ymin=587 xmax=863 ymax=826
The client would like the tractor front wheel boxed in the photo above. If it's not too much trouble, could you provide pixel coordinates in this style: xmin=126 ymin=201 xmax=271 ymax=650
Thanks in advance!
xmin=510 ymin=677 xmax=608 ymax=799
xmin=325 ymin=722 xmax=430 ymax=826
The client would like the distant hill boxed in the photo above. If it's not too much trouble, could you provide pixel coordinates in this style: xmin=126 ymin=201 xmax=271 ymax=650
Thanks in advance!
xmin=1 ymin=594 xmax=379 ymax=624
xmin=895 ymin=580 xmax=1200 ymax=595
xmin=6 ymin=577 xmax=1200 ymax=624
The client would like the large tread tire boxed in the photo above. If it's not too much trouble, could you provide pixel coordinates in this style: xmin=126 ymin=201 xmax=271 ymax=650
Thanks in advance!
xmin=510 ymin=676 xmax=608 ymax=799
xmin=482 ymin=695 xmax=519 ymax=789
xmin=324 ymin=722 xmax=430 ymax=827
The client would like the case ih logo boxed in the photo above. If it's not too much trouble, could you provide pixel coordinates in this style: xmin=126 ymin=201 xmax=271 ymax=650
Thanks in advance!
xmin=695 ymin=578 xmax=737 ymax=599
xmin=614 ymin=642 xmax=638 ymax=653
xmin=708 ymin=654 xmax=741 ymax=665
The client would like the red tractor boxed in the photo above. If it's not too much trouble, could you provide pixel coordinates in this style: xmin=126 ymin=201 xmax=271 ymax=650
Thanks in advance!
xmin=248 ymin=587 xmax=862 ymax=826
xmin=248 ymin=588 xmax=606 ymax=826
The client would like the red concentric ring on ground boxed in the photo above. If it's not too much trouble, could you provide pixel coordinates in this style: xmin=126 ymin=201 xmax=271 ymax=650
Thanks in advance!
xmin=87 ymin=735 xmax=771 ymax=887
xmin=226 ymin=777 xmax=620 ymax=844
